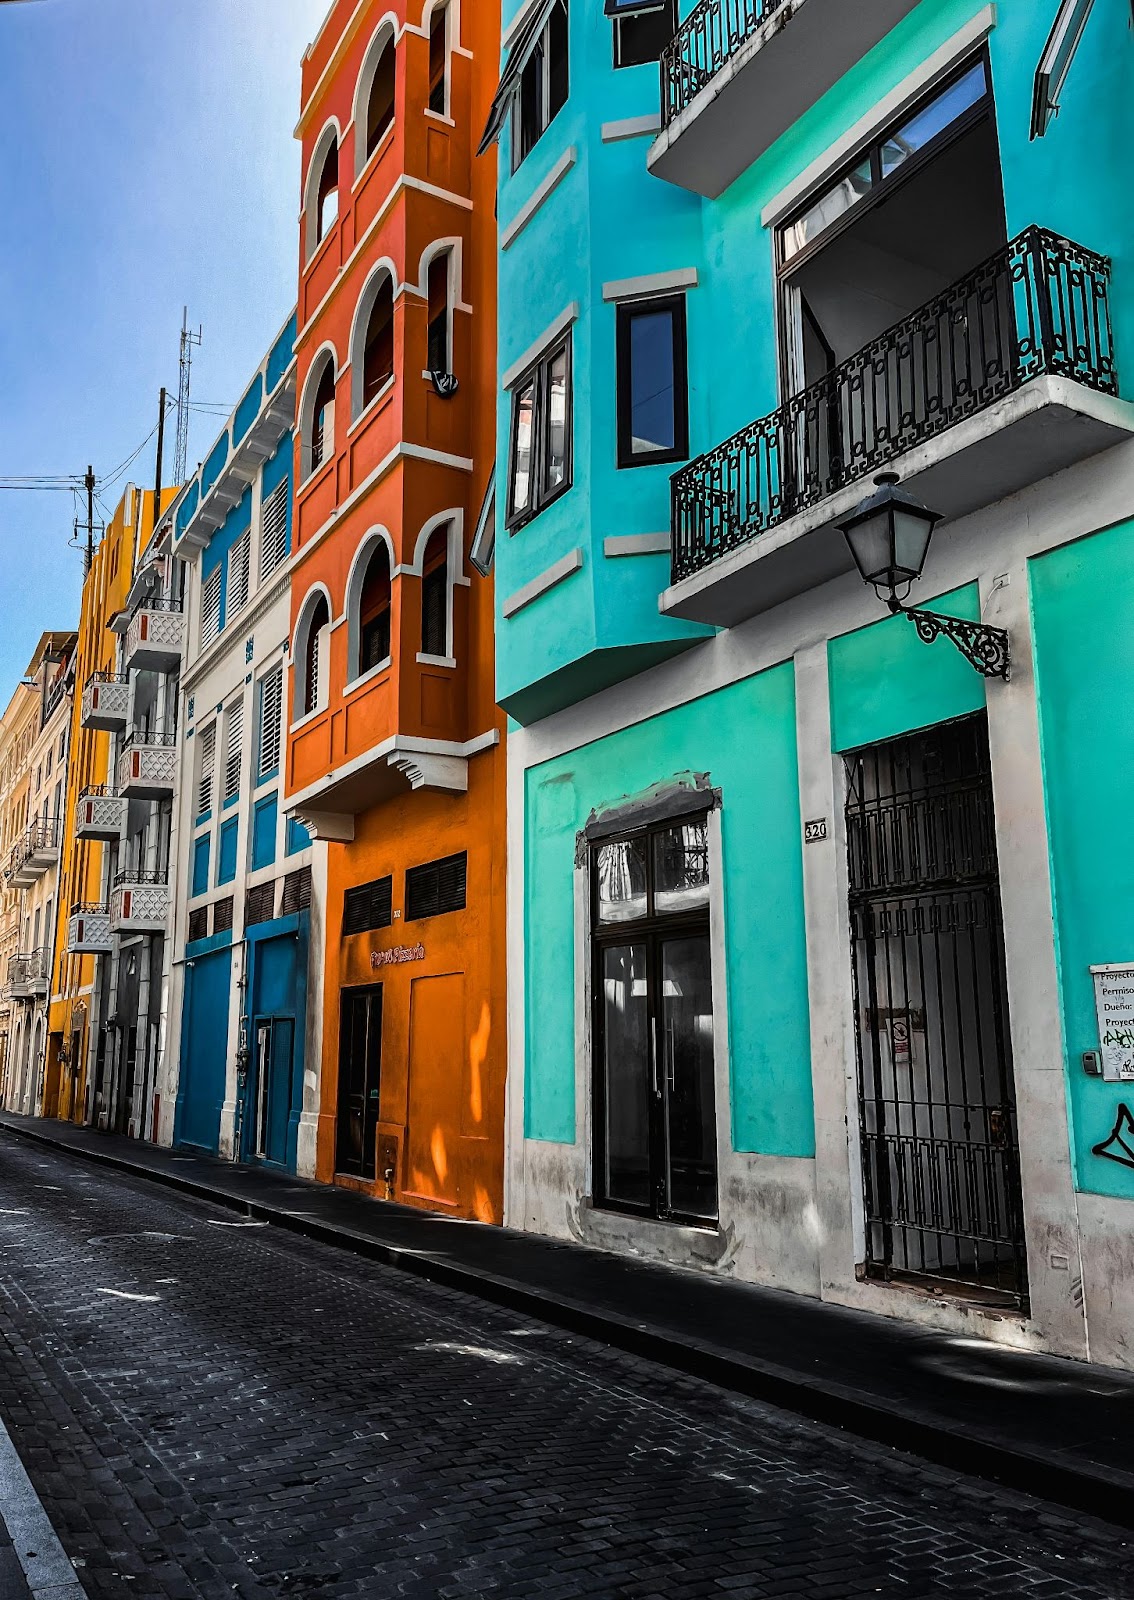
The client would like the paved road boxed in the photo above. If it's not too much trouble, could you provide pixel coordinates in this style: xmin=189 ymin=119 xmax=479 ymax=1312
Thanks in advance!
xmin=0 ymin=1136 xmax=1129 ymax=1600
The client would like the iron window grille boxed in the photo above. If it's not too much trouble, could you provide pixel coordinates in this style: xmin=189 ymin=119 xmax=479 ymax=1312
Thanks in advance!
xmin=507 ymin=332 xmax=573 ymax=531
xmin=405 ymin=852 xmax=467 ymax=921
xmin=343 ymin=875 xmax=393 ymax=936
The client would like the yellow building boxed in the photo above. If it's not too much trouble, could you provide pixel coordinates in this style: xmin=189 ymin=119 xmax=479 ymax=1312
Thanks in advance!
xmin=46 ymin=485 xmax=168 ymax=1122
xmin=0 ymin=677 xmax=40 ymax=1099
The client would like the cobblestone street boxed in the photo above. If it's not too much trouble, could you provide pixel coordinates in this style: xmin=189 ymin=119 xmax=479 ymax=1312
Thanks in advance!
xmin=0 ymin=1135 xmax=1129 ymax=1600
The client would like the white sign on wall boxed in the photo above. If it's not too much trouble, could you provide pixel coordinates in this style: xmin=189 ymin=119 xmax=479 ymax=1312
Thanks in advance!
xmin=1090 ymin=964 xmax=1134 ymax=1082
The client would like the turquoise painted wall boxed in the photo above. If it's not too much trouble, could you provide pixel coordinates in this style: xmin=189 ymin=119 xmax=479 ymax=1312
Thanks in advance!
xmin=828 ymin=584 xmax=985 ymax=752
xmin=1031 ymin=520 xmax=1134 ymax=1202
xmin=524 ymin=662 xmax=813 ymax=1159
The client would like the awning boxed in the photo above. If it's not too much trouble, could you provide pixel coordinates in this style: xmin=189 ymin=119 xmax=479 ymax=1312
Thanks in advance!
xmin=478 ymin=0 xmax=557 ymax=156
xmin=1030 ymin=0 xmax=1096 ymax=139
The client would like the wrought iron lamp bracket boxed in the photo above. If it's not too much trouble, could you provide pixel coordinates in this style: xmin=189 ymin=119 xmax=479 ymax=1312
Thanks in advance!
xmin=886 ymin=598 xmax=1010 ymax=681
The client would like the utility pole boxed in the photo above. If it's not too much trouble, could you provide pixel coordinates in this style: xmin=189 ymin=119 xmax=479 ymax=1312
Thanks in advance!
xmin=175 ymin=308 xmax=202 ymax=488
xmin=84 ymin=464 xmax=96 ymax=576
xmin=154 ymin=388 xmax=167 ymax=526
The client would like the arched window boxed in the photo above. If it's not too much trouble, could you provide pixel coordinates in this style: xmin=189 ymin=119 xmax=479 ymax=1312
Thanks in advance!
xmin=358 ymin=542 xmax=392 ymax=674
xmin=298 ymin=593 xmax=331 ymax=718
xmin=420 ymin=524 xmax=449 ymax=658
xmin=308 ymin=360 xmax=337 ymax=476
xmin=364 ymin=34 xmax=396 ymax=162
xmin=362 ymin=277 xmax=395 ymax=410
xmin=316 ymin=140 xmax=339 ymax=243
xmin=428 ymin=3 xmax=448 ymax=114
xmin=426 ymin=250 xmax=451 ymax=375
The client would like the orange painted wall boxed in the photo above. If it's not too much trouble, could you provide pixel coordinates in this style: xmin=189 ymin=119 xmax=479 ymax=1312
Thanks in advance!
xmin=288 ymin=0 xmax=506 ymax=1220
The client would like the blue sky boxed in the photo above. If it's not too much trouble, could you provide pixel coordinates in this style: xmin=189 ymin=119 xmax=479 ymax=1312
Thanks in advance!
xmin=0 ymin=0 xmax=328 ymax=688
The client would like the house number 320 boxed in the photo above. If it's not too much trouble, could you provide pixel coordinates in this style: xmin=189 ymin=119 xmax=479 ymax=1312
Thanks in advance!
xmin=804 ymin=818 xmax=828 ymax=843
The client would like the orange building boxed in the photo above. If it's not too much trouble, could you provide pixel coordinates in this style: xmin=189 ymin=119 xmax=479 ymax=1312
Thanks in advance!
xmin=284 ymin=0 xmax=505 ymax=1220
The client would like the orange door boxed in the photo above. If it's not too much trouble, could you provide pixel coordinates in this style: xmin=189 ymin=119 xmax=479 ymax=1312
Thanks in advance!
xmin=404 ymin=972 xmax=465 ymax=1206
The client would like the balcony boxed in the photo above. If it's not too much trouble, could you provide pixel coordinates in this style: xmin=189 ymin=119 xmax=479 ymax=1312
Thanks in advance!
xmin=82 ymin=671 xmax=130 ymax=732
xmin=7 ymin=950 xmax=49 ymax=1000
xmin=651 ymin=0 xmax=921 ymax=197
xmin=75 ymin=786 xmax=128 ymax=842
xmin=123 ymin=598 xmax=185 ymax=674
xmin=68 ymin=904 xmax=113 ymax=955
xmin=5 ymin=819 xmax=60 ymax=888
xmin=662 ymin=229 xmax=1134 ymax=627
xmin=117 ymin=732 xmax=178 ymax=801
xmin=109 ymin=870 xmax=171 ymax=935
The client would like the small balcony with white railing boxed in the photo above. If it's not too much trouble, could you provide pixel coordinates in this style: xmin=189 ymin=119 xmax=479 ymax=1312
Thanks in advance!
xmin=67 ymin=904 xmax=113 ymax=955
xmin=81 ymin=671 xmax=131 ymax=732
xmin=117 ymin=731 xmax=178 ymax=801
xmin=109 ymin=869 xmax=171 ymax=936
xmin=4 ymin=819 xmax=60 ymax=889
xmin=123 ymin=596 xmax=185 ymax=675
xmin=74 ymin=786 xmax=129 ymax=843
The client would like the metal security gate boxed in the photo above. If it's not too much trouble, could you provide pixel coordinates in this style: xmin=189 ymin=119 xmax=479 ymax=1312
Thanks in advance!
xmin=845 ymin=714 xmax=1028 ymax=1309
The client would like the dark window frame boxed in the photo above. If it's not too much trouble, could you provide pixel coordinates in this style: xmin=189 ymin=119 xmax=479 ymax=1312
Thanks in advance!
xmin=343 ymin=875 xmax=393 ymax=936
xmin=506 ymin=330 xmax=573 ymax=532
xmin=608 ymin=0 xmax=677 ymax=69
xmin=615 ymin=292 xmax=689 ymax=470
xmin=512 ymin=0 xmax=569 ymax=173
xmin=405 ymin=850 xmax=467 ymax=922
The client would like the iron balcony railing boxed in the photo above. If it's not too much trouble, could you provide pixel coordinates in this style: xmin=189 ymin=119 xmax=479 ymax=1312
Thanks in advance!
xmin=4 ymin=817 xmax=60 ymax=879
xmin=661 ymin=0 xmax=790 ymax=126
xmin=71 ymin=901 xmax=110 ymax=919
xmin=113 ymin=867 xmax=169 ymax=889
xmin=123 ymin=730 xmax=179 ymax=751
xmin=128 ymin=593 xmax=183 ymax=622
xmin=670 ymin=227 xmax=1116 ymax=584
xmin=86 ymin=670 xmax=130 ymax=688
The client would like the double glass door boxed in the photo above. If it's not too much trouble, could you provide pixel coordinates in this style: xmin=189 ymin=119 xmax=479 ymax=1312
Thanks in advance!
xmin=336 ymin=985 xmax=383 ymax=1179
xmin=592 ymin=816 xmax=718 ymax=1226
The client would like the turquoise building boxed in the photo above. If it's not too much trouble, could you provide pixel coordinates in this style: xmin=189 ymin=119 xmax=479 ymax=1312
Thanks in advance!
xmin=488 ymin=0 xmax=1134 ymax=1368
xmin=161 ymin=315 xmax=321 ymax=1176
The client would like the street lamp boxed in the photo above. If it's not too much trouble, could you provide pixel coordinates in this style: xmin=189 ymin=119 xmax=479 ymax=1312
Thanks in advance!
xmin=837 ymin=472 xmax=1010 ymax=680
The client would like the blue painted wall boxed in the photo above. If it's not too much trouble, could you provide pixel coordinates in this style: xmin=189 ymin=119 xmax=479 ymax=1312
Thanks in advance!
xmin=174 ymin=943 xmax=233 ymax=1154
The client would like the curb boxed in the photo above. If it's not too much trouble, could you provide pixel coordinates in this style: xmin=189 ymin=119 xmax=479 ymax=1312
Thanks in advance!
xmin=4 ymin=1118 xmax=1131 ymax=1532
xmin=0 ymin=1409 xmax=87 ymax=1599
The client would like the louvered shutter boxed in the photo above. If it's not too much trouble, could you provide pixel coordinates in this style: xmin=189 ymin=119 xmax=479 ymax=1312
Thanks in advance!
xmin=257 ymin=666 xmax=283 ymax=781
xmin=259 ymin=481 xmax=289 ymax=581
xmin=223 ymin=699 xmax=244 ymax=805
xmin=405 ymin=852 xmax=467 ymax=921
xmin=342 ymin=875 xmax=393 ymax=935
xmin=200 ymin=567 xmax=222 ymax=647
xmin=196 ymin=723 xmax=216 ymax=818
xmin=228 ymin=529 xmax=251 ymax=617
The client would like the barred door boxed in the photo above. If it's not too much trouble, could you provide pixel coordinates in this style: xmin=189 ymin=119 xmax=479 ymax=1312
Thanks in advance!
xmin=844 ymin=715 xmax=1028 ymax=1309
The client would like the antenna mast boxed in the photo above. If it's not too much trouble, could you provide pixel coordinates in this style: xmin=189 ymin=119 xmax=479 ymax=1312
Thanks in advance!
xmin=174 ymin=307 xmax=202 ymax=487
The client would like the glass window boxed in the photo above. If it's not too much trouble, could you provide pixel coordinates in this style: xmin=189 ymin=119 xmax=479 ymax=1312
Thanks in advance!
xmin=616 ymin=295 xmax=688 ymax=468
xmin=515 ymin=0 xmax=568 ymax=170
xmin=652 ymin=820 xmax=709 ymax=914
xmin=365 ymin=37 xmax=396 ymax=158
xmin=428 ymin=4 xmax=448 ymax=114
xmin=507 ymin=334 xmax=572 ymax=530
xmin=600 ymin=944 xmax=651 ymax=1208
xmin=781 ymin=159 xmax=873 ymax=264
xmin=596 ymin=838 xmax=647 ymax=923
xmin=881 ymin=61 xmax=988 ymax=178
xmin=545 ymin=346 xmax=569 ymax=492
xmin=609 ymin=0 xmax=676 ymax=69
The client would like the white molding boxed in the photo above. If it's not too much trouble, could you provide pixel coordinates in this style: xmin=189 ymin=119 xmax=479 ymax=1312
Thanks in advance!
xmin=341 ymin=656 xmax=393 ymax=699
xmin=601 ymin=113 xmax=662 ymax=143
xmin=416 ymin=653 xmax=458 ymax=668
xmin=283 ymin=727 xmax=500 ymax=815
xmin=602 ymin=267 xmax=698 ymax=303
xmin=502 ymin=302 xmax=579 ymax=390
xmin=501 ymin=146 xmax=577 ymax=251
xmin=502 ymin=548 xmax=583 ymax=618
xmin=603 ymin=533 xmax=670 ymax=558
xmin=761 ymin=4 xmax=998 ymax=226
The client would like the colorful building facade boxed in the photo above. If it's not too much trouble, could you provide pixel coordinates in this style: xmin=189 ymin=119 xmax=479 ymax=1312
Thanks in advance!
xmin=162 ymin=316 xmax=320 ymax=1174
xmin=281 ymin=0 xmax=507 ymax=1219
xmin=492 ymin=0 xmax=1134 ymax=1368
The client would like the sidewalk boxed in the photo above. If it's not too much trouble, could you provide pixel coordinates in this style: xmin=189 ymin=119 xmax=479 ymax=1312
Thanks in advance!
xmin=4 ymin=1112 xmax=1134 ymax=1532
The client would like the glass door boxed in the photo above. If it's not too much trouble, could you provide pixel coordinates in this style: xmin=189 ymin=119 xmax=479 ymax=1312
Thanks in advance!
xmin=592 ymin=817 xmax=718 ymax=1227
xmin=336 ymin=985 xmax=383 ymax=1179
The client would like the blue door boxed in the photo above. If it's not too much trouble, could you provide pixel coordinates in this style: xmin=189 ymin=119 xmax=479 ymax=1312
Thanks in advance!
xmin=245 ymin=929 xmax=305 ymax=1171
xmin=174 ymin=946 xmax=232 ymax=1154
xmin=251 ymin=1017 xmax=294 ymax=1167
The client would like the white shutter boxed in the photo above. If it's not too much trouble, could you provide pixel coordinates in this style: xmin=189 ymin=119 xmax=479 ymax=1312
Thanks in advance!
xmin=196 ymin=723 xmax=216 ymax=818
xmin=223 ymin=699 xmax=244 ymax=805
xmin=227 ymin=529 xmax=251 ymax=618
xmin=200 ymin=567 xmax=222 ymax=647
xmin=257 ymin=666 xmax=283 ymax=781
xmin=259 ymin=481 xmax=289 ymax=582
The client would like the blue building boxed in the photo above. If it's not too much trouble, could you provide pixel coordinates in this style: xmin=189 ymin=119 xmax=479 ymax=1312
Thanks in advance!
xmin=488 ymin=0 xmax=1134 ymax=1368
xmin=161 ymin=314 xmax=320 ymax=1175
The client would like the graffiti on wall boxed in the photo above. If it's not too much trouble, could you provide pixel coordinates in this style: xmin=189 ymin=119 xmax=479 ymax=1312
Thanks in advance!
xmin=1093 ymin=1103 xmax=1134 ymax=1171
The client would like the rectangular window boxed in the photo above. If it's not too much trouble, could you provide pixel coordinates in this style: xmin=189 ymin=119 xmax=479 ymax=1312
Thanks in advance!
xmin=217 ymin=816 xmax=239 ymax=886
xmin=227 ymin=528 xmax=251 ymax=618
xmin=507 ymin=332 xmax=572 ymax=530
xmin=428 ymin=3 xmax=448 ymax=113
xmin=515 ymin=0 xmax=568 ymax=170
xmin=427 ymin=252 xmax=450 ymax=375
xmin=343 ymin=875 xmax=393 ymax=936
xmin=196 ymin=722 xmax=217 ymax=821
xmin=256 ymin=665 xmax=283 ymax=784
xmin=191 ymin=835 xmax=211 ymax=899
xmin=608 ymin=0 xmax=676 ymax=68
xmin=250 ymin=793 xmax=278 ymax=873
xmin=259 ymin=479 xmax=289 ymax=582
xmin=223 ymin=698 xmax=244 ymax=807
xmin=245 ymin=879 xmax=276 ymax=927
xmin=213 ymin=895 xmax=234 ymax=934
xmin=282 ymin=866 xmax=312 ymax=916
xmin=187 ymin=906 xmax=209 ymax=944
xmin=616 ymin=295 xmax=688 ymax=468
xmin=405 ymin=851 xmax=466 ymax=921
xmin=591 ymin=814 xmax=717 ymax=1226
xmin=200 ymin=566 xmax=222 ymax=647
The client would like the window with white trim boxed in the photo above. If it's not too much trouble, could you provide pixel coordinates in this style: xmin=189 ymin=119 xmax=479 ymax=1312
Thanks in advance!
xmin=200 ymin=566 xmax=222 ymax=648
xmin=428 ymin=3 xmax=449 ymax=114
xmin=227 ymin=528 xmax=251 ymax=619
xmin=196 ymin=722 xmax=216 ymax=820
xmin=256 ymin=666 xmax=283 ymax=783
xmin=259 ymin=479 xmax=289 ymax=582
xmin=223 ymin=698 xmax=244 ymax=806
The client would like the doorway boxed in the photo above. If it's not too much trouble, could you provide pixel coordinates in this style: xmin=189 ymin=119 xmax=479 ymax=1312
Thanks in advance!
xmin=591 ymin=814 xmax=718 ymax=1227
xmin=844 ymin=714 xmax=1027 ymax=1308
xmin=250 ymin=1017 xmax=295 ymax=1167
xmin=336 ymin=984 xmax=383 ymax=1179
